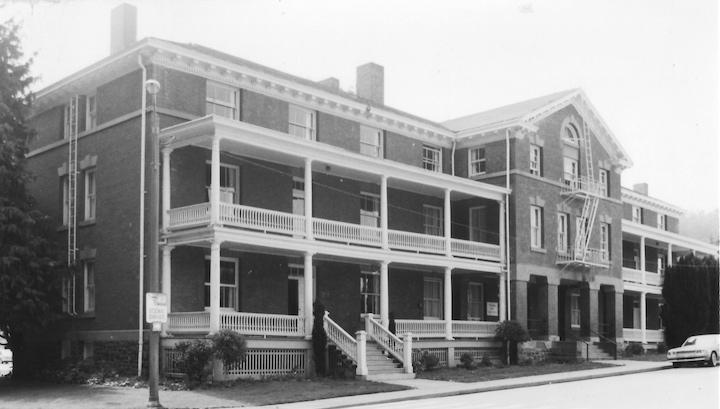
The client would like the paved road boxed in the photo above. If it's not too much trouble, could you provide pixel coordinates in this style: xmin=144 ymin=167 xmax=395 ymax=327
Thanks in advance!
xmin=346 ymin=366 xmax=719 ymax=409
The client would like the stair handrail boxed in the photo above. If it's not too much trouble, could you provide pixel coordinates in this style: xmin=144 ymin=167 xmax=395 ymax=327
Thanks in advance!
xmin=589 ymin=327 xmax=619 ymax=360
xmin=323 ymin=312 xmax=358 ymax=362
xmin=365 ymin=316 xmax=405 ymax=364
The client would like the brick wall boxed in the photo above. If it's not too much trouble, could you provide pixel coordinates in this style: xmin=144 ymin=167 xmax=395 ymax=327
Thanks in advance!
xmin=154 ymin=66 xmax=205 ymax=116
xmin=385 ymin=131 xmax=424 ymax=168
xmin=241 ymin=89 xmax=289 ymax=133
xmin=388 ymin=269 xmax=424 ymax=320
xmin=317 ymin=111 xmax=360 ymax=152
xmin=316 ymin=261 xmax=361 ymax=333
xmin=97 ymin=70 xmax=142 ymax=124
xmin=28 ymin=105 xmax=64 ymax=150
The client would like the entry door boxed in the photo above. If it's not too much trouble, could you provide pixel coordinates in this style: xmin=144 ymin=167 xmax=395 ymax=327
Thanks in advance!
xmin=467 ymin=283 xmax=484 ymax=320
xmin=632 ymin=299 xmax=641 ymax=329
xmin=288 ymin=276 xmax=305 ymax=317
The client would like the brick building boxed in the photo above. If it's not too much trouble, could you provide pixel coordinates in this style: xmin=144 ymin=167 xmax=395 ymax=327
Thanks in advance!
xmin=25 ymin=5 xmax=717 ymax=379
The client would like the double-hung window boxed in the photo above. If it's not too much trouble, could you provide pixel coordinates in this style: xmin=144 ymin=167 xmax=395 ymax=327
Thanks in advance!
xmin=62 ymin=274 xmax=75 ymax=314
xmin=557 ymin=213 xmax=569 ymax=254
xmin=204 ymin=258 xmax=239 ymax=310
xmin=529 ymin=144 xmax=542 ymax=176
xmin=289 ymin=104 xmax=316 ymax=140
xmin=206 ymin=81 xmax=238 ymax=119
xmin=85 ymin=94 xmax=97 ymax=131
xmin=600 ymin=223 xmax=610 ymax=261
xmin=657 ymin=214 xmax=666 ymax=230
xmin=360 ymin=125 xmax=382 ymax=157
xmin=467 ymin=282 xmax=484 ymax=321
xmin=423 ymin=205 xmax=443 ymax=236
xmin=563 ymin=157 xmax=579 ymax=189
xmin=599 ymin=169 xmax=609 ymax=197
xmin=423 ymin=277 xmax=442 ymax=319
xmin=205 ymin=162 xmax=240 ymax=203
xmin=469 ymin=206 xmax=486 ymax=242
xmin=360 ymin=193 xmax=380 ymax=227
xmin=360 ymin=270 xmax=380 ymax=315
xmin=83 ymin=260 xmax=95 ymax=313
xmin=468 ymin=147 xmax=486 ymax=176
xmin=632 ymin=206 xmax=642 ymax=224
xmin=84 ymin=168 xmax=96 ymax=221
xmin=422 ymin=145 xmax=441 ymax=172
xmin=530 ymin=206 xmax=543 ymax=249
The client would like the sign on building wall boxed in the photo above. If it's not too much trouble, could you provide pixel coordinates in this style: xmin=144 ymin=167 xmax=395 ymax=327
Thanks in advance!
xmin=146 ymin=292 xmax=168 ymax=328
xmin=486 ymin=302 xmax=499 ymax=317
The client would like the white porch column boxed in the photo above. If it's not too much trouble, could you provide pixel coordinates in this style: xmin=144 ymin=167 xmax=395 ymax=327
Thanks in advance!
xmin=498 ymin=200 xmax=507 ymax=321
xmin=161 ymin=245 xmax=173 ymax=336
xmin=162 ymin=148 xmax=172 ymax=231
xmin=640 ymin=291 xmax=647 ymax=344
xmin=209 ymin=241 xmax=221 ymax=333
xmin=444 ymin=189 xmax=451 ymax=256
xmin=210 ymin=137 xmax=221 ymax=225
xmin=640 ymin=236 xmax=646 ymax=283
xmin=304 ymin=252 xmax=314 ymax=338
xmin=381 ymin=175 xmax=388 ymax=249
xmin=444 ymin=267 xmax=453 ymax=340
xmin=304 ymin=158 xmax=313 ymax=240
xmin=380 ymin=261 xmax=389 ymax=328
xmin=667 ymin=244 xmax=673 ymax=267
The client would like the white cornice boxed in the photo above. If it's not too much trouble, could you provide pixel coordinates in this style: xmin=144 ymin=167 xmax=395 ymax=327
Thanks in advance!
xmin=621 ymin=187 xmax=684 ymax=216
xmin=622 ymin=220 xmax=718 ymax=254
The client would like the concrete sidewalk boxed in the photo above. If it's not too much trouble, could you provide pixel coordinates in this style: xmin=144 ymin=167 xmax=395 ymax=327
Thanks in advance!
xmin=254 ymin=360 xmax=670 ymax=409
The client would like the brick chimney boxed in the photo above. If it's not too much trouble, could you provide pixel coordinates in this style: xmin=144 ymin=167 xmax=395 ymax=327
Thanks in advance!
xmin=356 ymin=63 xmax=384 ymax=105
xmin=318 ymin=77 xmax=340 ymax=91
xmin=633 ymin=183 xmax=649 ymax=195
xmin=110 ymin=3 xmax=137 ymax=55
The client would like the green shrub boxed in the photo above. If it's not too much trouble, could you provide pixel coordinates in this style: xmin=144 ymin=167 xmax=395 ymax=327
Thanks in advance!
xmin=494 ymin=320 xmax=530 ymax=365
xmin=459 ymin=353 xmax=475 ymax=369
xmin=480 ymin=353 xmax=493 ymax=367
xmin=413 ymin=351 xmax=440 ymax=372
xmin=312 ymin=301 xmax=327 ymax=376
xmin=175 ymin=340 xmax=213 ymax=382
xmin=210 ymin=329 xmax=247 ymax=367
xmin=623 ymin=343 xmax=644 ymax=357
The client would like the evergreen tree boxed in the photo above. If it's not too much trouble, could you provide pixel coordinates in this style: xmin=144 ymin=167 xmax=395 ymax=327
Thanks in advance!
xmin=661 ymin=255 xmax=719 ymax=348
xmin=0 ymin=20 xmax=64 ymax=378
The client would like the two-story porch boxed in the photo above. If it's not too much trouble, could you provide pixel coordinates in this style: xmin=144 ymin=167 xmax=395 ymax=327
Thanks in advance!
xmin=157 ymin=115 xmax=509 ymax=377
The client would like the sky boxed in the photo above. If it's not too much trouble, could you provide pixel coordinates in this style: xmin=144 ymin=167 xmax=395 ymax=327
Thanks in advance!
xmin=3 ymin=0 xmax=719 ymax=213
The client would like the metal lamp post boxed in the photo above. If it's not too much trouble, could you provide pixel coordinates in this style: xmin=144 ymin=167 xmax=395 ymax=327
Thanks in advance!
xmin=145 ymin=78 xmax=162 ymax=408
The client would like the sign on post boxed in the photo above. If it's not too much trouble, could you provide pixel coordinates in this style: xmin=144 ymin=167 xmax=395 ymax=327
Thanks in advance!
xmin=146 ymin=292 xmax=168 ymax=331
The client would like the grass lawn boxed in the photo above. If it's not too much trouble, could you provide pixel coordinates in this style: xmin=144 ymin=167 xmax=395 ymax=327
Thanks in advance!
xmin=193 ymin=377 xmax=410 ymax=406
xmin=622 ymin=352 xmax=667 ymax=362
xmin=417 ymin=361 xmax=615 ymax=383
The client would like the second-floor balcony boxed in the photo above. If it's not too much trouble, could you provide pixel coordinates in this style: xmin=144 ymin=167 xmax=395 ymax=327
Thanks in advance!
xmin=168 ymin=202 xmax=500 ymax=261
xmin=561 ymin=175 xmax=605 ymax=197
xmin=556 ymin=247 xmax=610 ymax=268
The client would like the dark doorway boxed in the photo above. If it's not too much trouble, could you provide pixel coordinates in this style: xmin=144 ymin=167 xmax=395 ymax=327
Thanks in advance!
xmin=288 ymin=279 xmax=299 ymax=315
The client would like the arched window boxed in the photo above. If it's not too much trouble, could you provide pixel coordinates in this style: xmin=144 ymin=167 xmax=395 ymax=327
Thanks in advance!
xmin=563 ymin=123 xmax=580 ymax=144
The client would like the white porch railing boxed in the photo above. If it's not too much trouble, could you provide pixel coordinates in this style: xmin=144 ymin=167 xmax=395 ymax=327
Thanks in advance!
xmin=623 ymin=328 xmax=643 ymax=342
xmin=220 ymin=202 xmax=306 ymax=236
xmin=167 ymin=311 xmax=210 ymax=333
xmin=645 ymin=272 xmax=663 ymax=286
xmin=323 ymin=312 xmax=358 ymax=362
xmin=220 ymin=311 xmax=305 ymax=336
xmin=451 ymin=320 xmax=499 ymax=337
xmin=395 ymin=319 xmax=446 ymax=338
xmin=646 ymin=329 xmax=664 ymax=343
xmin=451 ymin=239 xmax=500 ymax=261
xmin=313 ymin=218 xmax=382 ymax=247
xmin=366 ymin=316 xmax=406 ymax=363
xmin=388 ymin=230 xmax=446 ymax=254
xmin=168 ymin=203 xmax=211 ymax=229
xmin=623 ymin=267 xmax=644 ymax=284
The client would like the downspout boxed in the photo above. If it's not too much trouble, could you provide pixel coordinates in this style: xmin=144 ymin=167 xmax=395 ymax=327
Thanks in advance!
xmin=137 ymin=55 xmax=147 ymax=377
xmin=451 ymin=140 xmax=457 ymax=176
xmin=505 ymin=128 xmax=511 ymax=321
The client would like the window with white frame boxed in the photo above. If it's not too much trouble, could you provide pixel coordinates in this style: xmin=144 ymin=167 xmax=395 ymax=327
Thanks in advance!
xmin=360 ymin=270 xmax=380 ymax=315
xmin=570 ymin=291 xmax=580 ymax=328
xmin=360 ymin=192 xmax=380 ymax=227
xmin=469 ymin=206 xmax=486 ymax=242
xmin=84 ymin=168 xmax=96 ymax=221
xmin=83 ymin=260 xmax=95 ymax=313
xmin=85 ymin=94 xmax=97 ymax=131
xmin=206 ymin=81 xmax=238 ymax=119
xmin=600 ymin=223 xmax=610 ymax=261
xmin=423 ymin=277 xmax=442 ymax=319
xmin=657 ymin=214 xmax=667 ymax=230
xmin=360 ymin=125 xmax=382 ymax=157
xmin=468 ymin=147 xmax=487 ymax=176
xmin=423 ymin=205 xmax=443 ymax=236
xmin=529 ymin=144 xmax=542 ymax=176
xmin=63 ymin=104 xmax=71 ymax=139
xmin=467 ymin=282 xmax=484 ymax=320
xmin=62 ymin=274 xmax=75 ymax=314
xmin=557 ymin=213 xmax=569 ymax=254
xmin=563 ymin=124 xmax=580 ymax=144
xmin=422 ymin=145 xmax=441 ymax=172
xmin=563 ymin=157 xmax=579 ymax=188
xmin=657 ymin=253 xmax=666 ymax=274
xmin=530 ymin=205 xmax=543 ymax=249
xmin=205 ymin=162 xmax=240 ymax=203
xmin=288 ymin=104 xmax=316 ymax=140
xmin=292 ymin=177 xmax=305 ymax=215
xmin=599 ymin=169 xmax=609 ymax=197
xmin=61 ymin=176 xmax=69 ymax=226
xmin=632 ymin=206 xmax=642 ymax=223
xmin=204 ymin=258 xmax=239 ymax=310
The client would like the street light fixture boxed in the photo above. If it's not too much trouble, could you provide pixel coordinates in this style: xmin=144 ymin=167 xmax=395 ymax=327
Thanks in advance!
xmin=145 ymin=78 xmax=162 ymax=408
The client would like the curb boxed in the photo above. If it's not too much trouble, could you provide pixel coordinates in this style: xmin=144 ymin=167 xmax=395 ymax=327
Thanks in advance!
xmin=319 ymin=364 xmax=671 ymax=409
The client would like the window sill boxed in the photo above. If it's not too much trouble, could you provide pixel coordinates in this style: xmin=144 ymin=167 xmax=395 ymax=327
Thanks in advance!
xmin=78 ymin=219 xmax=96 ymax=227
xmin=530 ymin=247 xmax=547 ymax=254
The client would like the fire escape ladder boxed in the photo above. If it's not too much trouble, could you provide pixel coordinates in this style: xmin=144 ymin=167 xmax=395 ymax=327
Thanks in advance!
xmin=67 ymin=95 xmax=80 ymax=313
xmin=573 ymin=120 xmax=600 ymax=263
